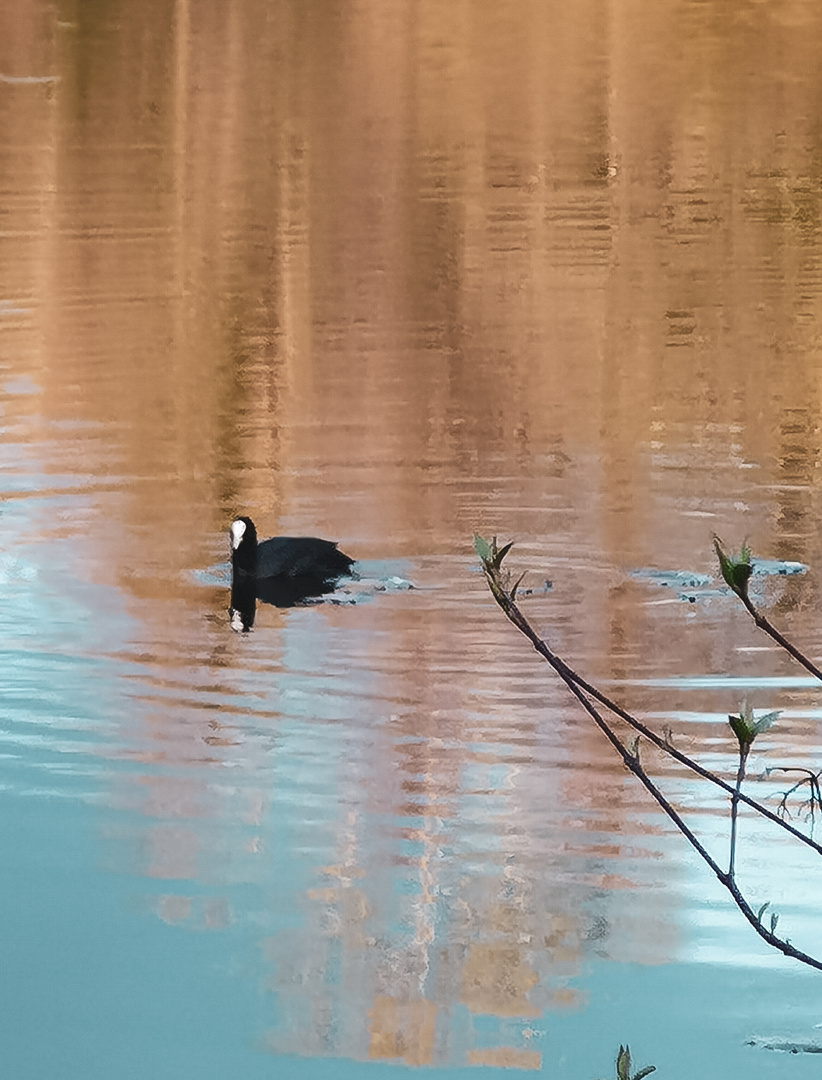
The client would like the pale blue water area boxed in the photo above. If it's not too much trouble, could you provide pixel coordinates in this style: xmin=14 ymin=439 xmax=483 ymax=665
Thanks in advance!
xmin=2 ymin=452 xmax=822 ymax=1079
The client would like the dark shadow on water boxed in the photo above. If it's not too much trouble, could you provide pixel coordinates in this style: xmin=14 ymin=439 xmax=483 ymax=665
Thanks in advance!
xmin=256 ymin=573 xmax=350 ymax=608
xmin=222 ymin=560 xmax=415 ymax=630
xmin=229 ymin=572 xmax=358 ymax=630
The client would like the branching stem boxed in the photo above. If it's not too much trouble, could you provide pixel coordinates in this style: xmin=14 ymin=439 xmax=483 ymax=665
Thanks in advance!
xmin=477 ymin=542 xmax=822 ymax=973
xmin=738 ymin=592 xmax=822 ymax=683
xmin=729 ymin=748 xmax=748 ymax=878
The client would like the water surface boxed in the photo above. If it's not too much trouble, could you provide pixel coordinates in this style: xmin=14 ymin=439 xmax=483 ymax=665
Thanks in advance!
xmin=3 ymin=1 xmax=822 ymax=1076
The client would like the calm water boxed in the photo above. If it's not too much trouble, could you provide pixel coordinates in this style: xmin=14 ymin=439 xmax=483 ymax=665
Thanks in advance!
xmin=3 ymin=1 xmax=822 ymax=1076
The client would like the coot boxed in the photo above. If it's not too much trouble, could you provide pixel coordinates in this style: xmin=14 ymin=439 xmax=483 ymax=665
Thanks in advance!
xmin=230 ymin=516 xmax=354 ymax=602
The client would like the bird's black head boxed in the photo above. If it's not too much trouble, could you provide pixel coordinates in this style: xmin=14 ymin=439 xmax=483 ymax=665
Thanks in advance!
xmin=230 ymin=516 xmax=258 ymax=575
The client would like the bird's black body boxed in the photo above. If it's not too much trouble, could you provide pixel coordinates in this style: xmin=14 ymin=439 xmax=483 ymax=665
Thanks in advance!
xmin=229 ymin=516 xmax=354 ymax=613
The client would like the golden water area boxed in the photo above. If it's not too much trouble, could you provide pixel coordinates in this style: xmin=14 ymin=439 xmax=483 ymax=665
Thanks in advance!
xmin=3 ymin=2 xmax=822 ymax=1076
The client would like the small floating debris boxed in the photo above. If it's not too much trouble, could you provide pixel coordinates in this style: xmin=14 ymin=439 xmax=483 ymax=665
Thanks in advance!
xmin=516 ymin=579 xmax=553 ymax=598
xmin=750 ymin=558 xmax=808 ymax=577
xmin=630 ymin=569 xmax=713 ymax=590
xmin=631 ymin=559 xmax=808 ymax=605
xmin=328 ymin=575 xmax=414 ymax=602
xmin=746 ymin=1036 xmax=822 ymax=1054
xmin=373 ymin=575 xmax=414 ymax=591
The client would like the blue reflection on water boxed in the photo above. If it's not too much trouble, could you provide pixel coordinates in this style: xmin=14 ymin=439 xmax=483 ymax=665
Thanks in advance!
xmin=1 ymin=477 xmax=822 ymax=1079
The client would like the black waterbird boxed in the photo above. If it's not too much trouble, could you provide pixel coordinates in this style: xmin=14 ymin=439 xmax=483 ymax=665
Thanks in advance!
xmin=229 ymin=516 xmax=355 ymax=617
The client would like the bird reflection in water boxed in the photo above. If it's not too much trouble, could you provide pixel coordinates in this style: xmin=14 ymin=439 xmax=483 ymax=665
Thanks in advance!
xmin=229 ymin=575 xmax=257 ymax=632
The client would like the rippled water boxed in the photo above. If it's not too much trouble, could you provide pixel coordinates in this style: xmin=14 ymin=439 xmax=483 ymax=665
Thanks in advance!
xmin=4 ymin=1 xmax=822 ymax=1077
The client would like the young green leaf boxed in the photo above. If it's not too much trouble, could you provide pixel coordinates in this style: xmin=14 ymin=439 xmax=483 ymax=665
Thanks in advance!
xmin=729 ymin=710 xmax=751 ymax=750
xmin=616 ymin=1046 xmax=631 ymax=1080
xmin=595 ymin=1044 xmax=655 ymax=1080
xmin=713 ymin=535 xmax=754 ymax=598
xmin=729 ymin=702 xmax=779 ymax=752
xmin=751 ymin=710 xmax=779 ymax=738
xmin=732 ymin=560 xmax=753 ymax=591
xmin=473 ymin=534 xmax=493 ymax=564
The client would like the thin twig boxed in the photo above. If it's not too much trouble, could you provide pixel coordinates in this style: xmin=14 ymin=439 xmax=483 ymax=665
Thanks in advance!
xmin=564 ymin=677 xmax=822 ymax=971
xmin=767 ymin=767 xmax=822 ymax=823
xmin=477 ymin=543 xmax=822 ymax=972
xmin=729 ymin=748 xmax=748 ymax=877
xmin=738 ymin=592 xmax=822 ymax=683
xmin=483 ymin=558 xmax=822 ymax=857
